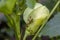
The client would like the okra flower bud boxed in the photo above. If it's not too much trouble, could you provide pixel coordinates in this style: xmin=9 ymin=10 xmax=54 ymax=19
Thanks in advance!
xmin=23 ymin=3 xmax=43 ymax=24
xmin=23 ymin=3 xmax=49 ymax=40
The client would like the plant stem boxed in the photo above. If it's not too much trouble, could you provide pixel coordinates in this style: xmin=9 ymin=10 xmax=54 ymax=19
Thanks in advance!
xmin=23 ymin=30 xmax=30 ymax=40
xmin=32 ymin=0 xmax=60 ymax=40
xmin=23 ymin=33 xmax=28 ymax=40
xmin=5 ymin=14 xmax=21 ymax=40
xmin=13 ymin=0 xmax=21 ymax=40
xmin=4 ymin=1 xmax=21 ymax=40
xmin=11 ymin=14 xmax=21 ymax=40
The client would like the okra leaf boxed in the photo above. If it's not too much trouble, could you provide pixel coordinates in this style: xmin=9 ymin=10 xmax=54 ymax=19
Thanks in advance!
xmin=38 ymin=12 xmax=60 ymax=37
xmin=26 ymin=0 xmax=36 ymax=8
xmin=0 ymin=0 xmax=16 ymax=14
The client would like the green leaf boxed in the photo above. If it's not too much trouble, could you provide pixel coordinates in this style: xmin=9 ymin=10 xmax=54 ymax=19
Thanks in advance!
xmin=38 ymin=0 xmax=58 ymax=11
xmin=0 ymin=0 xmax=16 ymax=14
xmin=26 ymin=0 xmax=36 ymax=8
xmin=38 ymin=12 xmax=60 ymax=37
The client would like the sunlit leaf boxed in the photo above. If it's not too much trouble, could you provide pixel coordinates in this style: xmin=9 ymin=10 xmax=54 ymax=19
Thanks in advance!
xmin=0 ymin=0 xmax=16 ymax=14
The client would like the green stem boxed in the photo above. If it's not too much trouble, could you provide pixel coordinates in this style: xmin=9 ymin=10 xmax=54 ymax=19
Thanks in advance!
xmin=5 ymin=14 xmax=21 ymax=40
xmin=23 ymin=30 xmax=30 ymax=40
xmin=15 ymin=16 xmax=21 ymax=40
xmin=4 ymin=1 xmax=21 ymax=40
xmin=12 ymin=14 xmax=21 ymax=40
xmin=23 ymin=33 xmax=28 ymax=40
xmin=14 ymin=22 xmax=21 ymax=40
xmin=13 ymin=0 xmax=21 ymax=40
xmin=32 ymin=0 xmax=60 ymax=40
